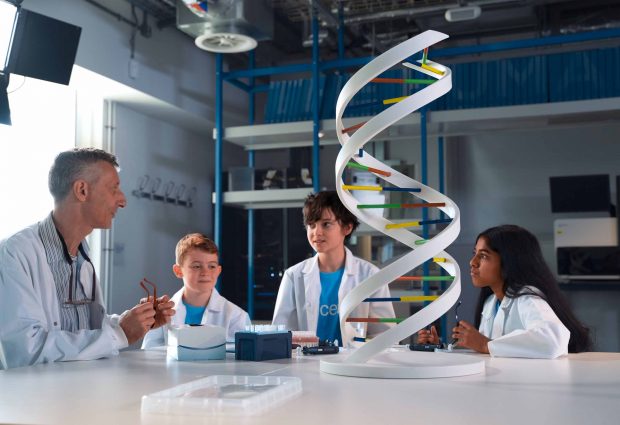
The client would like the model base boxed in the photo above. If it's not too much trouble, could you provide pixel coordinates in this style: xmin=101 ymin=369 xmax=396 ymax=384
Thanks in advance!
xmin=320 ymin=350 xmax=485 ymax=379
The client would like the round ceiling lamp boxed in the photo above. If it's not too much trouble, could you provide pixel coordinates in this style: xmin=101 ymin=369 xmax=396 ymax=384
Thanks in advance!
xmin=194 ymin=32 xmax=257 ymax=53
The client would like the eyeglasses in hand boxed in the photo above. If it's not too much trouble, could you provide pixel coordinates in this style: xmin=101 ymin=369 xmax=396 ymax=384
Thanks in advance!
xmin=139 ymin=277 xmax=158 ymax=308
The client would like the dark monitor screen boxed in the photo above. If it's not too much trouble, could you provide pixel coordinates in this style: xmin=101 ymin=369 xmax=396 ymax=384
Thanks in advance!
xmin=7 ymin=8 xmax=81 ymax=85
xmin=549 ymin=174 xmax=611 ymax=213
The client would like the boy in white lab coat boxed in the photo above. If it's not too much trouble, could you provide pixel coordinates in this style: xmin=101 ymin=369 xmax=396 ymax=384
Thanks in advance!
xmin=272 ymin=191 xmax=394 ymax=346
xmin=142 ymin=233 xmax=250 ymax=348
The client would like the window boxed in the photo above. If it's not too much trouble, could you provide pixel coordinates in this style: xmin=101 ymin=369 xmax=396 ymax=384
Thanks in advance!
xmin=0 ymin=76 xmax=75 ymax=239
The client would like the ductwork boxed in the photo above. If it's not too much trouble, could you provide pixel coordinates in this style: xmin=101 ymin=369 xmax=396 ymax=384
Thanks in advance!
xmin=176 ymin=0 xmax=273 ymax=53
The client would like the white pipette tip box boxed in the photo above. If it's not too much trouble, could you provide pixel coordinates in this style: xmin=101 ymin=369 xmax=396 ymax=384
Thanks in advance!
xmin=141 ymin=375 xmax=302 ymax=416
xmin=167 ymin=324 xmax=226 ymax=361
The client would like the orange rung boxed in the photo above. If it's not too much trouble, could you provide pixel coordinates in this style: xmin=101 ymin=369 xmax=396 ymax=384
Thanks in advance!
xmin=342 ymin=121 xmax=366 ymax=134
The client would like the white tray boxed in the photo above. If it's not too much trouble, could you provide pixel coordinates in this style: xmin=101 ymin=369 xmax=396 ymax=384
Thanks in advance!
xmin=141 ymin=375 xmax=302 ymax=416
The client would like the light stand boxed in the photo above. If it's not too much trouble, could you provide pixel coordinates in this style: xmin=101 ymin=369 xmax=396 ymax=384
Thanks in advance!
xmin=0 ymin=73 xmax=10 ymax=125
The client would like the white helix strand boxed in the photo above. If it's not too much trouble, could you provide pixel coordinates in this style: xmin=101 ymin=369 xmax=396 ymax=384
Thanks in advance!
xmin=335 ymin=30 xmax=461 ymax=365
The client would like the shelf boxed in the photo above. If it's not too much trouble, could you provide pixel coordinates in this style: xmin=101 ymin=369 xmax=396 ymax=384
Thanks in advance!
xmin=213 ymin=188 xmax=313 ymax=209
xmin=222 ymin=97 xmax=620 ymax=150
xmin=221 ymin=119 xmax=345 ymax=150
xmin=559 ymin=281 xmax=620 ymax=291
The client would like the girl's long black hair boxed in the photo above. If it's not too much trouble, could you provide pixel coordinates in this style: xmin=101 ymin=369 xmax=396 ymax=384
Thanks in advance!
xmin=473 ymin=225 xmax=592 ymax=353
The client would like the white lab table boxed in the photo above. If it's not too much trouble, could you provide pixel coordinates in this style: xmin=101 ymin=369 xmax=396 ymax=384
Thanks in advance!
xmin=1 ymin=348 xmax=619 ymax=425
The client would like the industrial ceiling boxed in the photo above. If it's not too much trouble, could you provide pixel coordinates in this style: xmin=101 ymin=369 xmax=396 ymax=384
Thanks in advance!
xmin=116 ymin=0 xmax=620 ymax=65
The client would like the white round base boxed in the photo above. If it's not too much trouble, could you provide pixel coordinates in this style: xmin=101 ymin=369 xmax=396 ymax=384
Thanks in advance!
xmin=320 ymin=350 xmax=485 ymax=379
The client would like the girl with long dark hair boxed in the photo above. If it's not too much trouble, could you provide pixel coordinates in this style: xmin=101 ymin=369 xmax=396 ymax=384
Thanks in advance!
xmin=419 ymin=224 xmax=592 ymax=358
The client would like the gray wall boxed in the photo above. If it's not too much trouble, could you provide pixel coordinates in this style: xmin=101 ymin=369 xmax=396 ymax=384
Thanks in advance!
xmin=21 ymin=0 xmax=247 ymax=126
xmin=446 ymin=123 xmax=620 ymax=351
xmin=109 ymin=104 xmax=213 ymax=318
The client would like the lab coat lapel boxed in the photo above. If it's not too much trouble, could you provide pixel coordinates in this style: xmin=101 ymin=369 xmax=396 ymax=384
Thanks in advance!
xmin=480 ymin=294 xmax=496 ymax=338
xmin=338 ymin=248 xmax=358 ymax=344
xmin=337 ymin=247 xmax=356 ymax=300
xmin=202 ymin=288 xmax=224 ymax=325
xmin=302 ymin=254 xmax=321 ymax=332
xmin=491 ymin=296 xmax=514 ymax=339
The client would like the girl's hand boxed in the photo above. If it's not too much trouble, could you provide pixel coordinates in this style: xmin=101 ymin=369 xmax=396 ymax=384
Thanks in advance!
xmin=417 ymin=325 xmax=440 ymax=344
xmin=452 ymin=320 xmax=491 ymax=354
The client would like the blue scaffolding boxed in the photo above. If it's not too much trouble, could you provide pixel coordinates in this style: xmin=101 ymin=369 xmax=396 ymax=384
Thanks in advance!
xmin=214 ymin=7 xmax=620 ymax=324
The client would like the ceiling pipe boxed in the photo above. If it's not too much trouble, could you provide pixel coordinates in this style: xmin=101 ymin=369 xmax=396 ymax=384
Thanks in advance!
xmin=305 ymin=0 xmax=385 ymax=54
xmin=343 ymin=0 xmax=533 ymax=26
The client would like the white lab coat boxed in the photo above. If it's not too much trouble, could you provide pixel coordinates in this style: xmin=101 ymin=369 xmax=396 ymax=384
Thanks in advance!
xmin=481 ymin=287 xmax=570 ymax=359
xmin=272 ymin=247 xmax=395 ymax=346
xmin=0 ymin=224 xmax=128 ymax=369
xmin=141 ymin=287 xmax=251 ymax=348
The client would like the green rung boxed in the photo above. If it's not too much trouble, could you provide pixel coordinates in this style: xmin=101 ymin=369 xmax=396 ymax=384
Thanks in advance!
xmin=358 ymin=203 xmax=402 ymax=209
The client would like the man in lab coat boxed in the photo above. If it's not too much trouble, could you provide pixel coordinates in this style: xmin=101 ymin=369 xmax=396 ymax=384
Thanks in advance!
xmin=0 ymin=148 xmax=175 ymax=369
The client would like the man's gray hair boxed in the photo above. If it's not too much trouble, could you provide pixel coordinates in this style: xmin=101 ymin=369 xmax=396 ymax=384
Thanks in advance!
xmin=48 ymin=148 xmax=119 ymax=202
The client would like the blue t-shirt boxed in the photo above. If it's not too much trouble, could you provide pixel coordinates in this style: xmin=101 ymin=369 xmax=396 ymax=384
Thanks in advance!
xmin=183 ymin=299 xmax=206 ymax=325
xmin=316 ymin=267 xmax=344 ymax=345
xmin=493 ymin=299 xmax=501 ymax=317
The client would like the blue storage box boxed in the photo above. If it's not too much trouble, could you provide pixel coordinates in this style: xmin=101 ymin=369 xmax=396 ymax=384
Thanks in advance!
xmin=235 ymin=330 xmax=292 ymax=361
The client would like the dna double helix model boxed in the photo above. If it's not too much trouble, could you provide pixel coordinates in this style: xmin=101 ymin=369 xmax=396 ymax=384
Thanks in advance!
xmin=320 ymin=30 xmax=484 ymax=378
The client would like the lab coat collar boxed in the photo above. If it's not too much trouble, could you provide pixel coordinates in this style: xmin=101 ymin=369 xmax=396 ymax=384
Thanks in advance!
xmin=301 ymin=246 xmax=355 ymax=275
xmin=482 ymin=292 xmax=512 ymax=319
xmin=38 ymin=212 xmax=91 ymax=266
xmin=482 ymin=286 xmax=544 ymax=320
xmin=170 ymin=287 xmax=225 ymax=313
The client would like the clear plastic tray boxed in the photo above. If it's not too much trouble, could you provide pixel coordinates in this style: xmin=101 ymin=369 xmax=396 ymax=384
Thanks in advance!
xmin=141 ymin=375 xmax=302 ymax=416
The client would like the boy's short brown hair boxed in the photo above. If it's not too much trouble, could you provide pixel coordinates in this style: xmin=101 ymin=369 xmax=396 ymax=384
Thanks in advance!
xmin=175 ymin=233 xmax=219 ymax=265
xmin=302 ymin=191 xmax=359 ymax=242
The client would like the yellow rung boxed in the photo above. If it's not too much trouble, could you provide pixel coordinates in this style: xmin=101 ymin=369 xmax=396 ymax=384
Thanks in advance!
xmin=386 ymin=221 xmax=420 ymax=229
xmin=342 ymin=185 xmax=382 ymax=191
xmin=383 ymin=96 xmax=407 ymax=105
xmin=420 ymin=63 xmax=445 ymax=76
xmin=400 ymin=295 xmax=439 ymax=302
xmin=432 ymin=257 xmax=447 ymax=263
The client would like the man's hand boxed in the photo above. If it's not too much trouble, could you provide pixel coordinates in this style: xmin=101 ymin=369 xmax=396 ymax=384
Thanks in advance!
xmin=417 ymin=325 xmax=440 ymax=344
xmin=152 ymin=295 xmax=175 ymax=329
xmin=119 ymin=303 xmax=156 ymax=345
xmin=138 ymin=295 xmax=176 ymax=330
xmin=452 ymin=320 xmax=490 ymax=354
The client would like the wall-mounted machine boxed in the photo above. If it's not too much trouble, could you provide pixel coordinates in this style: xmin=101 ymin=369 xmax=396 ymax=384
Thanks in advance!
xmin=551 ymin=174 xmax=620 ymax=281
xmin=554 ymin=218 xmax=620 ymax=280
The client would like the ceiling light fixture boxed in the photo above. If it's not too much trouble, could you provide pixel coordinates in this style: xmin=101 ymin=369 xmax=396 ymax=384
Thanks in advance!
xmin=445 ymin=5 xmax=481 ymax=23
xmin=178 ymin=0 xmax=272 ymax=54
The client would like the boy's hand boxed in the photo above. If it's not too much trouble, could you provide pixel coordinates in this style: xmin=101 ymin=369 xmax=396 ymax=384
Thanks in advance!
xmin=452 ymin=320 xmax=490 ymax=354
xmin=417 ymin=325 xmax=440 ymax=344
xmin=151 ymin=295 xmax=175 ymax=329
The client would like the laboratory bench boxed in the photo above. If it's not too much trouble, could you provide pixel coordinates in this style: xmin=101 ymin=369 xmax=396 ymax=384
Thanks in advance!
xmin=1 ymin=348 xmax=619 ymax=425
